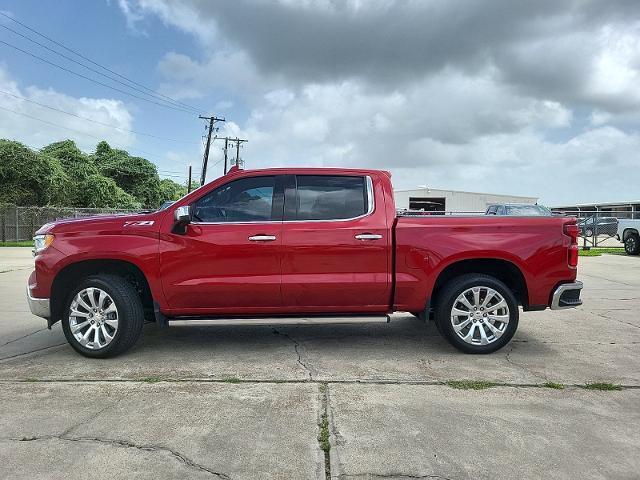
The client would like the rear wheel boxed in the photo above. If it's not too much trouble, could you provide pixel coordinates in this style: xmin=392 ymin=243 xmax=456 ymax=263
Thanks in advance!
xmin=435 ymin=274 xmax=519 ymax=354
xmin=61 ymin=275 xmax=144 ymax=358
xmin=624 ymin=233 xmax=640 ymax=255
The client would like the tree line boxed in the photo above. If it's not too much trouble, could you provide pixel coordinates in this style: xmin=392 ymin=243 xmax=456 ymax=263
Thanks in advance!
xmin=0 ymin=139 xmax=193 ymax=209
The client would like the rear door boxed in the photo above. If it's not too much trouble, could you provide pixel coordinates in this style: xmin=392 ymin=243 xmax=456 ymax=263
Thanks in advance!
xmin=280 ymin=174 xmax=391 ymax=311
xmin=160 ymin=175 xmax=284 ymax=312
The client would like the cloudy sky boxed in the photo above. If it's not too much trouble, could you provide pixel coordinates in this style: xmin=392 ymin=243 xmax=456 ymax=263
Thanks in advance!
xmin=1 ymin=0 xmax=639 ymax=205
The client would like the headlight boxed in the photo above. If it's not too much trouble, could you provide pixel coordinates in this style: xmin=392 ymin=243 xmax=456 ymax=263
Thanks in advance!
xmin=33 ymin=234 xmax=54 ymax=255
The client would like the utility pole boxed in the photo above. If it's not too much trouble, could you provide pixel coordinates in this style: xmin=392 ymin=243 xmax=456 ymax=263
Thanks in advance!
xmin=223 ymin=137 xmax=229 ymax=174
xmin=187 ymin=166 xmax=192 ymax=193
xmin=198 ymin=115 xmax=225 ymax=185
xmin=229 ymin=137 xmax=248 ymax=169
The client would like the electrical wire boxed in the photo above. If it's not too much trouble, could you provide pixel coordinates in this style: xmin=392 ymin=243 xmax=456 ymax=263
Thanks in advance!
xmin=0 ymin=39 xmax=197 ymax=115
xmin=0 ymin=11 xmax=201 ymax=113
xmin=0 ymin=89 xmax=197 ymax=144
xmin=0 ymin=24 xmax=201 ymax=114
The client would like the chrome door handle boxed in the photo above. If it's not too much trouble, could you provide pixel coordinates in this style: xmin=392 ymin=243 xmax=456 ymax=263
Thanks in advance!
xmin=248 ymin=235 xmax=277 ymax=241
xmin=355 ymin=233 xmax=382 ymax=240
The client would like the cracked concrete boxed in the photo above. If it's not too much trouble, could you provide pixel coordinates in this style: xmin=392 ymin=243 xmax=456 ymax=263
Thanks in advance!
xmin=12 ymin=435 xmax=231 ymax=478
xmin=1 ymin=248 xmax=639 ymax=479
xmin=273 ymin=327 xmax=315 ymax=380
xmin=0 ymin=381 xmax=322 ymax=480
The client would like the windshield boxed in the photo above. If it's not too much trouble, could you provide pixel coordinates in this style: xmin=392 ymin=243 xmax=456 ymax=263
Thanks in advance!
xmin=505 ymin=205 xmax=552 ymax=216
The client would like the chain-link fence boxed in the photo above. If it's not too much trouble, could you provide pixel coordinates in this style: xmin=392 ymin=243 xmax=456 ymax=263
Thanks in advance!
xmin=0 ymin=204 xmax=138 ymax=242
xmin=552 ymin=210 xmax=637 ymax=248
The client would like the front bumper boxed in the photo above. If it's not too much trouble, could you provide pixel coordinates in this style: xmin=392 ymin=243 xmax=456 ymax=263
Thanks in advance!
xmin=550 ymin=281 xmax=583 ymax=310
xmin=26 ymin=285 xmax=50 ymax=319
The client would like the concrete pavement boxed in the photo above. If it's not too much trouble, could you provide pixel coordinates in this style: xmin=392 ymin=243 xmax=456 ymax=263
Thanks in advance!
xmin=0 ymin=247 xmax=638 ymax=479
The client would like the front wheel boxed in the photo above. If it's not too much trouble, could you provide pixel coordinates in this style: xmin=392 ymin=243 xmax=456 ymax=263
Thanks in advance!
xmin=61 ymin=274 xmax=144 ymax=358
xmin=435 ymin=274 xmax=519 ymax=354
xmin=624 ymin=233 xmax=640 ymax=255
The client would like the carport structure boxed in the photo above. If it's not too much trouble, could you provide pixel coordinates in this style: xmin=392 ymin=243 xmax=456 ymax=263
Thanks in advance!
xmin=552 ymin=200 xmax=640 ymax=219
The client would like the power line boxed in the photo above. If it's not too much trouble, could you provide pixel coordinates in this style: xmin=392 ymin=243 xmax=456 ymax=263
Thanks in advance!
xmin=0 ymin=89 xmax=196 ymax=144
xmin=0 ymin=39 xmax=197 ymax=115
xmin=0 ymin=11 xmax=201 ymax=113
xmin=0 ymin=24 xmax=201 ymax=114
xmin=0 ymin=103 xmax=169 ymax=163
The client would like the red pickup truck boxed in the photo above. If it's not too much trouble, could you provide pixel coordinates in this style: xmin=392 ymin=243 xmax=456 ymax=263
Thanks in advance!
xmin=27 ymin=167 xmax=582 ymax=358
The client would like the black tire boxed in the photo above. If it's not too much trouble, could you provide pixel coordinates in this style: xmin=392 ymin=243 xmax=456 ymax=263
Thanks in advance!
xmin=585 ymin=228 xmax=594 ymax=238
xmin=625 ymin=233 xmax=640 ymax=255
xmin=61 ymin=274 xmax=144 ymax=358
xmin=434 ymin=273 xmax=519 ymax=354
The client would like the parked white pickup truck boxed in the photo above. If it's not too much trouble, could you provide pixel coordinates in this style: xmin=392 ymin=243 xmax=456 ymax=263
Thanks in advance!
xmin=617 ymin=220 xmax=640 ymax=255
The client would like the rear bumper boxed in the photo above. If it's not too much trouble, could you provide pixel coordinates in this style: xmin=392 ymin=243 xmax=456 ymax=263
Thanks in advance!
xmin=26 ymin=285 xmax=50 ymax=319
xmin=550 ymin=281 xmax=583 ymax=310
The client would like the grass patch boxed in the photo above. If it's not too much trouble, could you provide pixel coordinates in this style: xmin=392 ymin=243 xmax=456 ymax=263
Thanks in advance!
xmin=579 ymin=248 xmax=626 ymax=257
xmin=446 ymin=380 xmax=497 ymax=390
xmin=542 ymin=382 xmax=564 ymax=390
xmin=220 ymin=375 xmax=242 ymax=383
xmin=139 ymin=376 xmax=164 ymax=383
xmin=578 ymin=249 xmax=601 ymax=257
xmin=318 ymin=413 xmax=330 ymax=453
xmin=582 ymin=382 xmax=622 ymax=391
xmin=0 ymin=241 xmax=33 ymax=247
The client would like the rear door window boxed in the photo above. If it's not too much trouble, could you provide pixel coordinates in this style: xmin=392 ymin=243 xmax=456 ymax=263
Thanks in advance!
xmin=292 ymin=175 xmax=368 ymax=221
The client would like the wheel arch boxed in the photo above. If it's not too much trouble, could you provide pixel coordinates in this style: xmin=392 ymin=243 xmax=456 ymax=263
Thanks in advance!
xmin=431 ymin=258 xmax=529 ymax=310
xmin=50 ymin=259 xmax=154 ymax=325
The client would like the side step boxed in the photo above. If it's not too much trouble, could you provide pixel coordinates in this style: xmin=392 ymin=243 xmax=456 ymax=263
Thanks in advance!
xmin=168 ymin=315 xmax=390 ymax=327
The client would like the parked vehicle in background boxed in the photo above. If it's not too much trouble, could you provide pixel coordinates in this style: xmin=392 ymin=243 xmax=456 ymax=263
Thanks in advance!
xmin=577 ymin=216 xmax=618 ymax=238
xmin=617 ymin=219 xmax=640 ymax=255
xmin=158 ymin=200 xmax=174 ymax=211
xmin=27 ymin=167 xmax=582 ymax=358
xmin=485 ymin=203 xmax=553 ymax=216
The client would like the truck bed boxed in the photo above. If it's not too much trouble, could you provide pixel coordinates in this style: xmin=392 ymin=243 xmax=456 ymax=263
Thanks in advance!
xmin=393 ymin=215 xmax=577 ymax=312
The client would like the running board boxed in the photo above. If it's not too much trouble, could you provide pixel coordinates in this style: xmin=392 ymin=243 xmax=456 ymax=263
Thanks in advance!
xmin=168 ymin=315 xmax=390 ymax=327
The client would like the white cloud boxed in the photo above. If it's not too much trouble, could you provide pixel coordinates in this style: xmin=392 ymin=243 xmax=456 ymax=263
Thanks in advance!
xmin=119 ymin=0 xmax=640 ymax=204
xmin=0 ymin=66 xmax=135 ymax=151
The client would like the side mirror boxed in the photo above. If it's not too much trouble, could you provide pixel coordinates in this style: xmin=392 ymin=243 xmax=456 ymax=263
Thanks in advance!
xmin=172 ymin=205 xmax=191 ymax=234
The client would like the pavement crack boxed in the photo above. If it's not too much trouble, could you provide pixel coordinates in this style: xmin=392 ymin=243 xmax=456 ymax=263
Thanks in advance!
xmin=272 ymin=328 xmax=314 ymax=380
xmin=0 ymin=328 xmax=48 ymax=349
xmin=596 ymin=312 xmax=640 ymax=330
xmin=0 ymin=342 xmax=67 ymax=361
xmin=319 ymin=383 xmax=332 ymax=480
xmin=504 ymin=345 xmax=548 ymax=382
xmin=11 ymin=435 xmax=231 ymax=478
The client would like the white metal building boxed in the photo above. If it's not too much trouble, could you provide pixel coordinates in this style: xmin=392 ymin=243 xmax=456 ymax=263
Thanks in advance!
xmin=393 ymin=188 xmax=538 ymax=213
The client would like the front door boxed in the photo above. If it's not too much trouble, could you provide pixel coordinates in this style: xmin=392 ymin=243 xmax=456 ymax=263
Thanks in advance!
xmin=281 ymin=174 xmax=391 ymax=312
xmin=160 ymin=175 xmax=284 ymax=313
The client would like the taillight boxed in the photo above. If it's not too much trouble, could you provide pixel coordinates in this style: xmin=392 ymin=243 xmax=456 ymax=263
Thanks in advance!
xmin=564 ymin=223 xmax=579 ymax=267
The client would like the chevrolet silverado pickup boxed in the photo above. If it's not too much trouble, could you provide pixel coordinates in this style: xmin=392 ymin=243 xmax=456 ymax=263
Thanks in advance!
xmin=27 ymin=167 xmax=583 ymax=358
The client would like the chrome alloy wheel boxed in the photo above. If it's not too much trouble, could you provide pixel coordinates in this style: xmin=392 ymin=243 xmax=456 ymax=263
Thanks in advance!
xmin=450 ymin=286 xmax=510 ymax=346
xmin=68 ymin=287 xmax=119 ymax=350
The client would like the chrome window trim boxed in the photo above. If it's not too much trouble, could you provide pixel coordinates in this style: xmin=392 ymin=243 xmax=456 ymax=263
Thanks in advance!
xmin=190 ymin=175 xmax=375 ymax=225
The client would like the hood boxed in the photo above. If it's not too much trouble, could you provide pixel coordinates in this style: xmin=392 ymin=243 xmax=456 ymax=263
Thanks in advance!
xmin=36 ymin=211 xmax=162 ymax=235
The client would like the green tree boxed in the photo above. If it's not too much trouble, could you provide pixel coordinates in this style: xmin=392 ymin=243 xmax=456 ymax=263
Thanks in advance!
xmin=0 ymin=140 xmax=55 ymax=206
xmin=159 ymin=178 xmax=188 ymax=201
xmin=80 ymin=174 xmax=141 ymax=209
xmin=94 ymin=142 xmax=163 ymax=208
